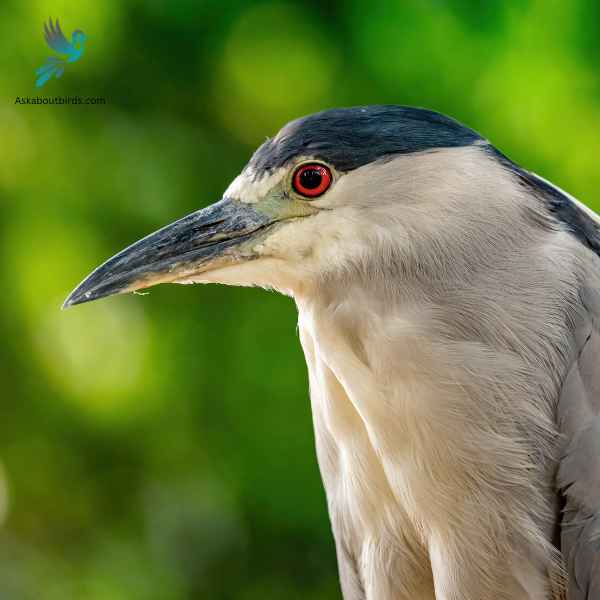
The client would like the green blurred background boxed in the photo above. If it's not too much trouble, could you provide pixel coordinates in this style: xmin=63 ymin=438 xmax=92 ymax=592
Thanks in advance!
xmin=1 ymin=0 xmax=600 ymax=598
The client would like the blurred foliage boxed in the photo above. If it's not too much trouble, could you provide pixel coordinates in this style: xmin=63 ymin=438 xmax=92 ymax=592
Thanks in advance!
xmin=1 ymin=0 xmax=600 ymax=598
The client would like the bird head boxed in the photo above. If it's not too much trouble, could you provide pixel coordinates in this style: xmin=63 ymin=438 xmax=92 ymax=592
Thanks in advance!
xmin=64 ymin=105 xmax=514 ymax=308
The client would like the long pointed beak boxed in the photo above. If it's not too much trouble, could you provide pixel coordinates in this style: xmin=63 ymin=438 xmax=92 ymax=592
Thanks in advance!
xmin=63 ymin=197 xmax=274 ymax=308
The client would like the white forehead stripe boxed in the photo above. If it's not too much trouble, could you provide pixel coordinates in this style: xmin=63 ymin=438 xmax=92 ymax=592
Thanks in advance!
xmin=224 ymin=167 xmax=288 ymax=204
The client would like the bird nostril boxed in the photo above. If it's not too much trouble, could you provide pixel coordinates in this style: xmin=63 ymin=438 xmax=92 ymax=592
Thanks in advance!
xmin=191 ymin=218 xmax=227 ymax=234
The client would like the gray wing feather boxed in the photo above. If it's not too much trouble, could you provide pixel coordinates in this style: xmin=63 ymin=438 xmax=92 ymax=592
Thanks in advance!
xmin=521 ymin=170 xmax=600 ymax=598
xmin=557 ymin=283 xmax=600 ymax=599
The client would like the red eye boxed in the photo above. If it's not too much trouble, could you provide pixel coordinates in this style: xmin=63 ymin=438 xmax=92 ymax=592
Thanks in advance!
xmin=293 ymin=164 xmax=332 ymax=198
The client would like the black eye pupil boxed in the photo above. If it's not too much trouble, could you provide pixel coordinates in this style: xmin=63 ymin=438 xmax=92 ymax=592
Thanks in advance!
xmin=300 ymin=168 xmax=322 ymax=189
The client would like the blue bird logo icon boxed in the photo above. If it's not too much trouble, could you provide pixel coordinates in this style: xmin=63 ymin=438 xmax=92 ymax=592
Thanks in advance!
xmin=35 ymin=18 xmax=87 ymax=88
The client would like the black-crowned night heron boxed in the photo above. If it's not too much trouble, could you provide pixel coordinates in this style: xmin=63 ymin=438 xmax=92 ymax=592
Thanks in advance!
xmin=64 ymin=106 xmax=600 ymax=600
